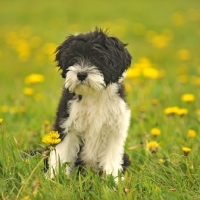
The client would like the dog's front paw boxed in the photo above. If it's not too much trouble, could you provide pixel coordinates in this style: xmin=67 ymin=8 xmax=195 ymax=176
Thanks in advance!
xmin=45 ymin=149 xmax=71 ymax=179
xmin=103 ymin=165 xmax=123 ymax=183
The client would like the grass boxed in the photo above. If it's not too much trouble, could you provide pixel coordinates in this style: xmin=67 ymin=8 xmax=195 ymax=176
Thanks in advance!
xmin=1 ymin=0 xmax=200 ymax=199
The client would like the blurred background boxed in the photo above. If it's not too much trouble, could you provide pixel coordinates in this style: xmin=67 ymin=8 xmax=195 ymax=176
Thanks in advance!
xmin=0 ymin=0 xmax=200 ymax=148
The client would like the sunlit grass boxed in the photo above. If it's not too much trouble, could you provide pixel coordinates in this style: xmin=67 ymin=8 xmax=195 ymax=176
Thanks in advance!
xmin=1 ymin=0 xmax=200 ymax=199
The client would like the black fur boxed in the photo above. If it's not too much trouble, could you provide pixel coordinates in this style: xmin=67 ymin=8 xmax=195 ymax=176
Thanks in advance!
xmin=53 ymin=88 xmax=76 ymax=139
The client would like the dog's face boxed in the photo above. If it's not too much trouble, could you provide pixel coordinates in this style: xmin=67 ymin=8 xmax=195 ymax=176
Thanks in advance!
xmin=55 ymin=28 xmax=132 ymax=95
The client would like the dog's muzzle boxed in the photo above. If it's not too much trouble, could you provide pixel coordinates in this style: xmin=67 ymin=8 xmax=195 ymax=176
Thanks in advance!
xmin=65 ymin=65 xmax=106 ymax=95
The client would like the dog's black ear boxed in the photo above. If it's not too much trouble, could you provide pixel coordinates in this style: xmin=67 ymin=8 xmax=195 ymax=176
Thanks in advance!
xmin=55 ymin=35 xmax=76 ymax=78
xmin=106 ymin=37 xmax=132 ymax=82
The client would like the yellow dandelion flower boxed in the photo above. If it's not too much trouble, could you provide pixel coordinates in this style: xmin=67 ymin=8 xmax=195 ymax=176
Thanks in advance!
xmin=191 ymin=76 xmax=200 ymax=86
xmin=24 ymin=159 xmax=29 ymax=164
xmin=23 ymin=87 xmax=34 ymax=96
xmin=187 ymin=129 xmax=196 ymax=138
xmin=151 ymin=99 xmax=159 ymax=106
xmin=126 ymin=68 xmax=141 ymax=78
xmin=176 ymin=108 xmax=188 ymax=116
xmin=196 ymin=109 xmax=200 ymax=116
xmin=20 ymin=195 xmax=31 ymax=200
xmin=0 ymin=105 xmax=9 ymax=113
xmin=25 ymin=73 xmax=44 ymax=84
xmin=178 ymin=75 xmax=189 ymax=83
xmin=151 ymin=34 xmax=170 ymax=48
xmin=145 ymin=29 xmax=173 ymax=49
xmin=182 ymin=147 xmax=191 ymax=156
xmin=171 ymin=12 xmax=185 ymax=26
xmin=142 ymin=67 xmax=160 ymax=79
xmin=181 ymin=94 xmax=195 ymax=103
xmin=15 ymin=39 xmax=31 ymax=62
xmin=42 ymin=131 xmax=61 ymax=145
xmin=150 ymin=128 xmax=161 ymax=136
xmin=164 ymin=106 xmax=179 ymax=115
xmin=147 ymin=141 xmax=159 ymax=153
xmin=0 ymin=118 xmax=3 ymax=124
xmin=133 ymin=57 xmax=152 ymax=69
xmin=127 ymin=57 xmax=165 ymax=80
xmin=177 ymin=49 xmax=191 ymax=61
xmin=158 ymin=158 xmax=164 ymax=164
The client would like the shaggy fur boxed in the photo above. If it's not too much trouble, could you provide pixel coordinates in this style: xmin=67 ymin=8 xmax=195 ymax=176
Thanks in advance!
xmin=48 ymin=28 xmax=132 ymax=179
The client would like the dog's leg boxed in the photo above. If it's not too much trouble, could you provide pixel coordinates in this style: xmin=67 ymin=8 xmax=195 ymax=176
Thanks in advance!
xmin=48 ymin=133 xmax=80 ymax=178
xmin=102 ymin=138 xmax=125 ymax=178
xmin=99 ymin=109 xmax=130 ymax=180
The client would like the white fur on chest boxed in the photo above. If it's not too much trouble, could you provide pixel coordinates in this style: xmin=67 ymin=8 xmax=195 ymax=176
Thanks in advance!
xmin=62 ymin=84 xmax=128 ymax=133
xmin=61 ymin=84 xmax=130 ymax=166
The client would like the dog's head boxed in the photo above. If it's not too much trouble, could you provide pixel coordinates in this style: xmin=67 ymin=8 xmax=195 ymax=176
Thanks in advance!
xmin=55 ymin=28 xmax=132 ymax=95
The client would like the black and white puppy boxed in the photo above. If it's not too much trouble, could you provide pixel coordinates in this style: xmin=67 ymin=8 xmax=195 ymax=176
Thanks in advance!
xmin=49 ymin=28 xmax=132 ymax=179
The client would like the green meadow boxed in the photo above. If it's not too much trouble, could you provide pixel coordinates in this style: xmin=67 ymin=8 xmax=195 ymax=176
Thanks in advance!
xmin=1 ymin=0 xmax=200 ymax=199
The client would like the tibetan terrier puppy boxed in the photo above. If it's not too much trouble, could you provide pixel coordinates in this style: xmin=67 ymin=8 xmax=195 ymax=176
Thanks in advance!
xmin=48 ymin=28 xmax=132 ymax=179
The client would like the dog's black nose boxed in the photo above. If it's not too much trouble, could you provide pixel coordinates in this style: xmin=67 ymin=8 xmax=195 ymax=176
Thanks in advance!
xmin=77 ymin=72 xmax=88 ymax=81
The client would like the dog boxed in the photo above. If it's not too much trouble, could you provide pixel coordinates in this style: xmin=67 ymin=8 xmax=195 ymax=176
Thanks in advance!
xmin=48 ymin=28 xmax=132 ymax=179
